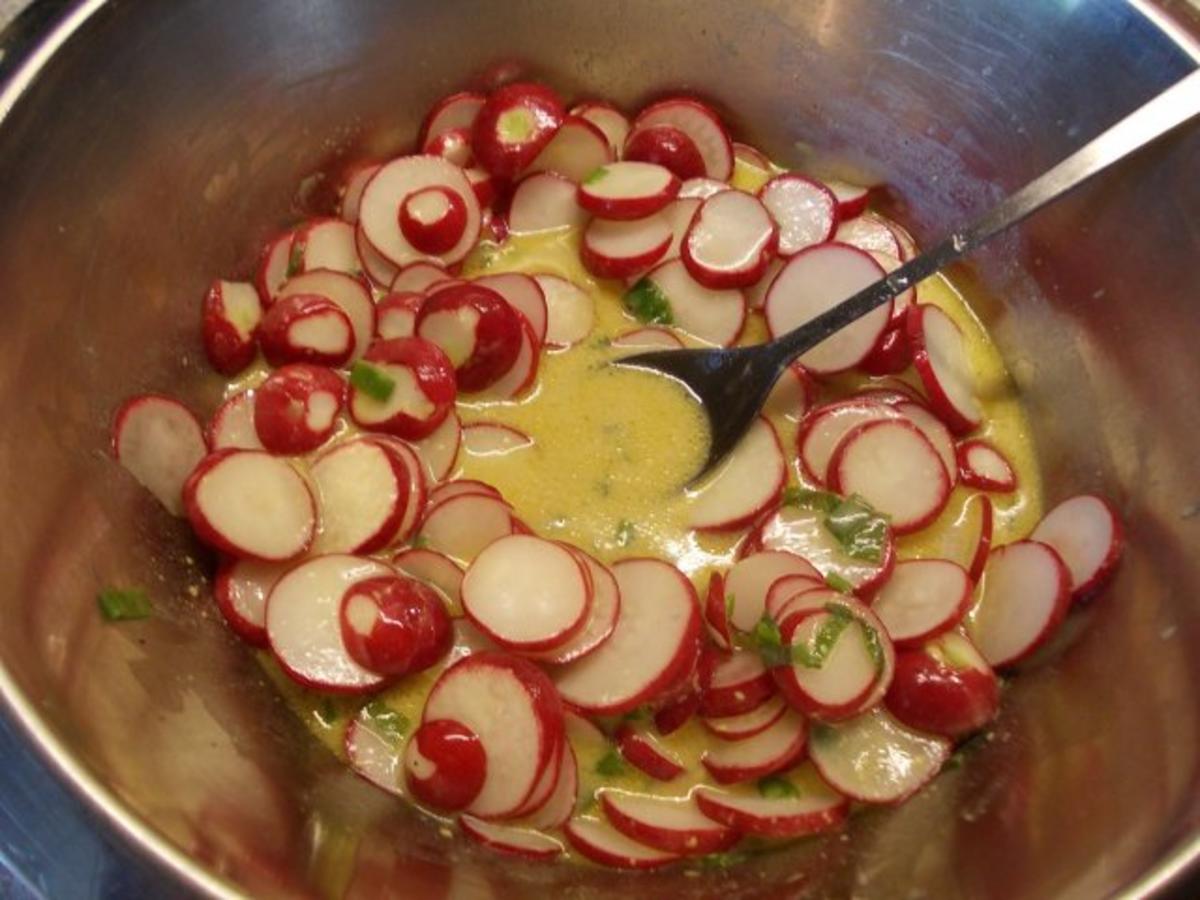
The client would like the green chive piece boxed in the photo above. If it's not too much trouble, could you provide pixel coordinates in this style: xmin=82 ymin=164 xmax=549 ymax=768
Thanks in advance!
xmin=756 ymin=775 xmax=799 ymax=799
xmin=791 ymin=603 xmax=853 ymax=669
xmin=365 ymin=701 xmax=410 ymax=743
xmin=614 ymin=519 xmax=636 ymax=548
xmin=350 ymin=361 xmax=396 ymax=403
xmin=286 ymin=240 xmax=304 ymax=278
xmin=595 ymin=749 xmax=626 ymax=777
xmin=824 ymin=572 xmax=854 ymax=594
xmin=583 ymin=166 xmax=610 ymax=186
xmin=622 ymin=277 xmax=674 ymax=325
xmin=752 ymin=614 xmax=790 ymax=668
xmin=98 ymin=588 xmax=152 ymax=622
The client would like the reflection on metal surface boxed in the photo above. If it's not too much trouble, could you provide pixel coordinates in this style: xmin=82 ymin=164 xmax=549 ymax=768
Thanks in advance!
xmin=0 ymin=1 xmax=1196 ymax=898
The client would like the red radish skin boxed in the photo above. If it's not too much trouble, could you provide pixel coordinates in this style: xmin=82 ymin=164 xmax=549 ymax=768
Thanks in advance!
xmin=870 ymin=559 xmax=973 ymax=647
xmin=581 ymin=214 xmax=672 ymax=280
xmin=473 ymin=272 xmax=549 ymax=344
xmin=652 ymin=683 xmax=700 ymax=736
xmin=570 ymin=101 xmax=631 ymax=156
xmin=213 ymin=557 xmax=287 ymax=647
xmin=340 ymin=575 xmax=452 ymax=676
xmin=356 ymin=222 xmax=400 ymax=287
xmin=277 ymin=269 xmax=376 ymax=363
xmin=859 ymin=323 xmax=913 ymax=376
xmin=723 ymin=551 xmax=823 ymax=633
xmin=763 ymin=575 xmax=828 ymax=621
xmin=678 ymin=177 xmax=728 ymax=200
xmin=527 ymin=114 xmax=614 ymax=182
xmin=508 ymin=172 xmax=589 ymax=235
xmin=255 ymin=230 xmax=295 ymax=306
xmin=258 ymin=293 xmax=354 ymax=367
xmin=688 ymin=417 xmax=784 ymax=530
xmin=207 ymin=390 xmax=263 ymax=451
xmin=459 ymin=816 xmax=563 ymax=860
xmin=339 ymin=162 xmax=382 ymax=224
xmin=517 ymin=741 xmax=579 ymax=829
xmin=1030 ymin=494 xmax=1124 ymax=601
xmin=367 ymin=436 xmax=428 ymax=545
xmin=796 ymin=398 xmax=904 ymax=486
xmin=578 ymin=161 xmax=680 ymax=220
xmin=311 ymin=438 xmax=411 ymax=554
xmin=422 ymin=126 xmax=475 ymax=168
xmin=348 ymin=338 xmax=456 ymax=441
xmin=253 ymin=364 xmax=346 ymax=455
xmin=615 ymin=723 xmax=686 ymax=781
xmin=632 ymin=258 xmax=746 ymax=348
xmin=563 ymin=817 xmax=680 ymax=870
xmin=523 ymin=550 xmax=621 ymax=665
xmin=414 ymin=282 xmax=523 ymax=392
xmin=758 ymin=174 xmax=838 ymax=256
xmin=294 ymin=218 xmax=360 ymax=276
xmin=907 ymin=304 xmax=982 ymax=434
xmin=390 ymin=261 xmax=452 ymax=294
xmin=476 ymin=319 xmax=541 ymax=399
xmin=704 ymin=571 xmax=734 ymax=650
xmin=700 ymin=709 xmax=808 ymax=784
xmin=825 ymin=179 xmax=871 ymax=219
xmin=392 ymin=547 xmax=464 ymax=615
xmin=630 ymin=98 xmax=734 ymax=181
xmin=702 ymin=695 xmax=789 ymax=742
xmin=471 ymin=82 xmax=565 ymax=178
xmin=611 ymin=327 xmax=684 ymax=350
xmin=404 ymin=719 xmax=487 ymax=811
xmin=699 ymin=646 xmax=776 ymax=718
xmin=957 ymin=439 xmax=1018 ymax=492
xmin=375 ymin=291 xmax=425 ymax=340
xmin=202 ymin=280 xmax=262 ymax=375
xmin=682 ymin=190 xmax=778 ymax=290
xmin=599 ymin=791 xmax=738 ymax=856
xmin=420 ymin=91 xmax=486 ymax=148
xmin=111 ymin=394 xmax=208 ymax=516
xmin=693 ymin=769 xmax=848 ymax=837
xmin=533 ymin=274 xmax=595 ymax=348
xmin=966 ymin=494 xmax=995 ymax=583
xmin=967 ymin=540 xmax=1071 ymax=668
xmin=885 ymin=631 xmax=999 ymax=739
xmin=624 ymin=124 xmax=707 ymax=180
xmin=399 ymin=186 xmax=469 ymax=256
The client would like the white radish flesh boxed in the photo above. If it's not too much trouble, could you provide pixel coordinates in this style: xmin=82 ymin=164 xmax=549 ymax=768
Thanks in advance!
xmin=633 ymin=258 xmax=745 ymax=347
xmin=297 ymin=218 xmax=359 ymax=275
xmin=703 ymin=695 xmax=788 ymax=741
xmin=527 ymin=115 xmax=614 ymax=182
xmin=701 ymin=709 xmax=808 ymax=784
xmin=533 ymin=274 xmax=595 ymax=348
xmin=524 ymin=551 xmax=620 ymax=664
xmin=462 ymin=423 xmax=533 ymax=458
xmin=311 ymin=439 xmax=409 ymax=554
xmin=825 ymin=179 xmax=870 ymax=218
xmin=724 ymin=551 xmax=824 ymax=632
xmin=409 ymin=411 xmax=462 ymax=482
xmin=339 ymin=163 xmax=380 ymax=224
xmin=208 ymin=390 xmax=263 ymax=451
xmin=834 ymin=212 xmax=903 ymax=258
xmin=473 ymin=272 xmax=549 ymax=344
xmin=578 ymin=162 xmax=680 ymax=220
xmin=112 ymin=395 xmax=208 ymax=516
xmin=278 ymin=270 xmax=375 ymax=364
xmin=599 ymin=790 xmax=737 ymax=855
xmin=662 ymin=196 xmax=702 ymax=259
xmin=897 ymin=401 xmax=958 ymax=487
xmin=392 ymin=547 xmax=464 ymax=616
xmin=1030 ymin=494 xmax=1123 ymax=600
xmin=631 ymin=98 xmax=733 ymax=181
xmin=616 ymin=722 xmax=686 ymax=781
xmin=967 ymin=540 xmax=1071 ymax=667
xmin=418 ymin=492 xmax=513 ymax=563
xmin=214 ymin=557 xmax=288 ymax=646
xmin=796 ymin=399 xmax=902 ymax=486
xmin=563 ymin=816 xmax=680 ymax=870
xmin=581 ymin=215 xmax=672 ymax=280
xmin=390 ymin=261 xmax=452 ymax=294
xmin=908 ymin=304 xmax=982 ymax=434
xmin=571 ymin=102 xmax=631 ymax=157
xmin=507 ymin=172 xmax=588 ymax=235
xmin=420 ymin=91 xmax=485 ymax=146
xmin=693 ymin=765 xmax=847 ymax=837
xmin=759 ymin=174 xmax=838 ymax=256
xmin=958 ymin=439 xmax=1017 ymax=492
xmin=682 ymin=190 xmax=777 ymax=290
xmin=688 ymin=418 xmax=784 ymax=531
xmin=355 ymin=222 xmax=400 ymax=287
xmin=517 ymin=742 xmax=578 ymax=829
xmin=459 ymin=815 xmax=563 ymax=860
xmin=871 ymin=559 xmax=972 ymax=647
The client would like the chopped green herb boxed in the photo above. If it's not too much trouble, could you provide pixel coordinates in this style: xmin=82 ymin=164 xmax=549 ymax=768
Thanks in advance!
xmin=723 ymin=591 xmax=736 ymax=625
xmin=826 ymin=494 xmax=889 ymax=563
xmin=698 ymin=849 xmax=753 ymax=869
xmin=98 ymin=587 xmax=152 ymax=622
xmin=860 ymin=615 xmax=886 ymax=671
xmin=286 ymin=240 xmax=304 ymax=277
xmin=623 ymin=277 xmax=674 ymax=325
xmin=595 ymin=749 xmax=626 ymax=777
xmin=578 ymin=794 xmax=599 ymax=815
xmin=792 ymin=603 xmax=853 ymax=669
xmin=752 ymin=614 xmax=790 ymax=668
xmin=614 ymin=519 xmax=636 ymax=548
xmin=824 ymin=572 xmax=854 ymax=594
xmin=365 ymin=701 xmax=410 ymax=743
xmin=350 ymin=361 xmax=396 ymax=402
xmin=497 ymin=107 xmax=535 ymax=142
xmin=756 ymin=775 xmax=799 ymax=799
xmin=583 ymin=166 xmax=610 ymax=186
xmin=782 ymin=486 xmax=840 ymax=512
xmin=410 ymin=534 xmax=430 ymax=550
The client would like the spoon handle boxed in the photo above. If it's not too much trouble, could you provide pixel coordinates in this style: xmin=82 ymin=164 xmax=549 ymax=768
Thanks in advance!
xmin=775 ymin=67 xmax=1200 ymax=364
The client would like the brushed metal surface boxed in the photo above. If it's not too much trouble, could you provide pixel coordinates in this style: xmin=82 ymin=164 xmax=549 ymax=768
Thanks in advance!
xmin=0 ymin=1 xmax=1197 ymax=898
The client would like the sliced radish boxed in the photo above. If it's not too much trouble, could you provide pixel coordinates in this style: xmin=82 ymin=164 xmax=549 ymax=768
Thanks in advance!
xmin=890 ymin=219 xmax=920 ymax=260
xmin=764 ymin=243 xmax=891 ymax=374
xmin=507 ymin=172 xmax=589 ymax=235
xmin=627 ymin=258 xmax=745 ymax=347
xmin=462 ymin=535 xmax=591 ymax=652
xmin=688 ymin=417 xmax=784 ymax=530
xmin=518 ymin=742 xmax=578 ymax=829
xmin=703 ymin=571 xmax=734 ymax=650
xmin=375 ymin=291 xmax=424 ymax=340
xmin=571 ymin=101 xmax=631 ymax=157
xmin=348 ymin=338 xmax=456 ymax=441
xmin=578 ymin=162 xmax=680 ymax=220
xmin=867 ymin=250 xmax=916 ymax=322
xmin=208 ymin=390 xmax=263 ymax=451
xmin=829 ymin=418 xmax=951 ymax=535
xmin=693 ymin=765 xmax=847 ymax=837
xmin=399 ymin=186 xmax=468 ymax=256
xmin=258 ymin=293 xmax=354 ymax=367
xmin=615 ymin=722 xmax=686 ymax=781
xmin=723 ymin=551 xmax=823 ymax=633
xmin=473 ymin=272 xmax=549 ymax=344
xmin=295 ymin=218 xmax=359 ymax=276
xmin=967 ymin=540 xmax=1071 ymax=667
xmin=763 ymin=362 xmax=816 ymax=423
xmin=834 ymin=212 xmax=903 ymax=258
xmin=392 ymin=547 xmax=464 ymax=616
xmin=907 ymin=304 xmax=981 ymax=434
xmin=1030 ymin=494 xmax=1124 ymax=601
xmin=403 ymin=718 xmax=487 ymax=811
xmin=370 ymin=437 xmax=428 ymax=544
xmin=824 ymin=179 xmax=871 ymax=219
xmin=699 ymin=646 xmax=775 ymax=718
xmin=581 ymin=214 xmax=672 ymax=280
xmin=896 ymin=401 xmax=957 ymax=487
xmin=652 ymin=682 xmax=700 ymax=736
xmin=796 ymin=399 xmax=902 ymax=486
xmin=871 ymin=559 xmax=971 ymax=647
xmin=359 ymin=155 xmax=481 ymax=267
xmin=678 ymin=178 xmax=728 ymax=200
xmin=682 ymin=190 xmax=777 ymax=290
xmin=525 ymin=551 xmax=620 ymax=665
xmin=957 ymin=439 xmax=1017 ymax=492
xmin=623 ymin=124 xmax=707 ymax=180
xmin=703 ymin=694 xmax=788 ymax=741
xmin=808 ymin=707 xmax=950 ymax=804
xmin=419 ymin=492 xmax=514 ymax=563
xmin=423 ymin=126 xmax=475 ymax=168
xmin=341 ymin=574 xmax=452 ymax=675
xmin=213 ymin=557 xmax=288 ymax=647
xmin=391 ymin=261 xmax=452 ymax=294
xmin=345 ymin=707 xmax=407 ymax=797
xmin=745 ymin=257 xmax=784 ymax=311
xmin=733 ymin=142 xmax=771 ymax=171
xmin=527 ymin=114 xmax=614 ymax=182
xmin=265 ymin=554 xmax=390 ymax=692
xmin=340 ymin=161 xmax=381 ymax=224
xmin=423 ymin=652 xmax=564 ymax=819
xmin=111 ymin=394 xmax=208 ymax=516
xmin=926 ymin=493 xmax=994 ymax=583
xmin=459 ymin=815 xmax=563 ymax=860
xmin=201 ymin=279 xmax=262 ymax=375
xmin=426 ymin=478 xmax=502 ymax=508
xmin=420 ymin=91 xmax=486 ymax=147
xmin=563 ymin=816 xmax=680 ymax=870
xmin=278 ymin=269 xmax=375 ymax=363
xmin=254 ymin=230 xmax=295 ymax=306
xmin=409 ymin=409 xmax=462 ymax=482
xmin=701 ymin=709 xmax=808 ymax=784
xmin=462 ymin=422 xmax=533 ymax=457
xmin=763 ymin=575 xmax=828 ymax=621
xmin=600 ymin=791 xmax=738 ymax=856
xmin=476 ymin=319 xmax=540 ymax=399
xmin=610 ymin=326 xmax=684 ymax=350
xmin=885 ymin=631 xmax=999 ymax=739
xmin=662 ymin=196 xmax=702 ymax=259
xmin=554 ymin=558 xmax=701 ymax=715
xmin=859 ymin=321 xmax=912 ymax=377
xmin=415 ymin=282 xmax=523 ymax=391
xmin=311 ymin=438 xmax=410 ymax=554
xmin=533 ymin=274 xmax=595 ymax=347
xmin=759 ymin=174 xmax=837 ymax=256
xmin=630 ymin=98 xmax=733 ymax=181
xmin=472 ymin=82 xmax=565 ymax=178
xmin=184 ymin=449 xmax=316 ymax=561
xmin=355 ymin=222 xmax=400 ymax=287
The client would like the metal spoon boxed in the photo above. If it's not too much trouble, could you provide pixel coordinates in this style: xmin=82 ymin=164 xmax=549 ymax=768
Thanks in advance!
xmin=614 ymin=68 xmax=1200 ymax=483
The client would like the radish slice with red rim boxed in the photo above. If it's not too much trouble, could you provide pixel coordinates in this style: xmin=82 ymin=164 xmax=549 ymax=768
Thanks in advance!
xmin=868 ymin=250 xmax=916 ymax=322
xmin=462 ymin=422 xmax=533 ymax=458
xmin=278 ymin=269 xmax=375 ymax=363
xmin=392 ymin=547 xmax=464 ymax=616
xmin=1030 ymin=494 xmax=1124 ymax=601
xmin=702 ymin=694 xmax=789 ymax=742
xmin=374 ymin=438 xmax=427 ymax=544
xmin=870 ymin=559 xmax=972 ymax=647
xmin=687 ymin=417 xmax=784 ymax=531
xmin=763 ymin=575 xmax=828 ymax=621
xmin=808 ymin=707 xmax=950 ymax=804
xmin=418 ymin=491 xmax=514 ymax=564
xmin=967 ymin=540 xmax=1071 ymax=667
xmin=957 ymin=439 xmax=1017 ymax=492
xmin=610 ymin=326 xmax=684 ymax=350
xmin=678 ymin=177 xmax=728 ymax=200
xmin=390 ymin=261 xmax=452 ymax=294
xmin=824 ymin=179 xmax=871 ymax=219
xmin=265 ymin=554 xmax=390 ymax=692
xmin=355 ymin=222 xmax=400 ymax=288
xmin=699 ymin=646 xmax=775 ymax=718
xmin=533 ymin=274 xmax=595 ymax=348
xmin=214 ymin=557 xmax=288 ymax=647
xmin=630 ymin=98 xmax=734 ymax=181
xmin=554 ymin=557 xmax=701 ymax=716
xmin=701 ymin=709 xmax=808 ymax=784
xmin=340 ymin=162 xmax=381 ymax=224
xmin=476 ymin=319 xmax=540 ymax=399
xmin=524 ymin=550 xmax=620 ymax=665
xmin=415 ymin=282 xmax=523 ymax=392
xmin=507 ymin=172 xmax=588 ymax=235
xmin=295 ymin=218 xmax=360 ymax=276
xmin=202 ymin=280 xmax=262 ymax=375
xmin=615 ymin=722 xmax=686 ymax=781
xmin=517 ymin=741 xmax=578 ymax=829
xmin=693 ymin=764 xmax=847 ymax=837
xmin=349 ymin=338 xmax=456 ymax=441
xmin=907 ymin=304 xmax=982 ymax=434
xmin=422 ymin=127 xmax=474 ymax=168
xmin=745 ymin=257 xmax=784 ymax=312
xmin=704 ymin=571 xmax=734 ymax=651
xmin=255 ymin=230 xmax=295 ymax=306
xmin=341 ymin=574 xmax=452 ymax=676
xmin=208 ymin=390 xmax=263 ymax=451
xmin=112 ymin=394 xmax=208 ymax=516
xmin=420 ymin=91 xmax=486 ymax=147
xmin=399 ymin=186 xmax=469 ymax=256
xmin=578 ymin=162 xmax=680 ymax=220
xmin=796 ymin=399 xmax=903 ymax=486
xmin=625 ymin=258 xmax=745 ymax=348
xmin=581 ymin=214 xmax=672 ymax=280
xmin=409 ymin=409 xmax=462 ymax=482
xmin=722 ymin=550 xmax=822 ymax=633
xmin=662 ymin=196 xmax=702 ymax=259
xmin=426 ymin=478 xmax=503 ymax=508
xmin=599 ymin=790 xmax=738 ymax=856
xmin=764 ymin=243 xmax=891 ymax=374
xmin=829 ymin=418 xmax=952 ymax=535
xmin=896 ymin=401 xmax=957 ymax=487
xmin=459 ymin=816 xmax=563 ymax=860
xmin=682 ymin=190 xmax=778 ymax=290
xmin=758 ymin=174 xmax=838 ymax=256
xmin=571 ymin=101 xmax=631 ymax=156
xmin=258 ymin=293 xmax=355 ymax=368
xmin=471 ymin=83 xmax=565 ymax=178
xmin=527 ymin=114 xmax=614 ymax=182
xmin=311 ymin=438 xmax=411 ymax=554
xmin=473 ymin=272 xmax=549 ymax=344
xmin=834 ymin=212 xmax=903 ymax=258
xmin=884 ymin=631 xmax=999 ymax=740
xmin=624 ymin=124 xmax=707 ymax=180
xmin=254 ymin=364 xmax=346 ymax=455
xmin=405 ymin=717 xmax=489 ymax=811
xmin=375 ymin=292 xmax=424 ymax=340
xmin=345 ymin=705 xmax=408 ymax=796
xmin=733 ymin=142 xmax=771 ymax=171
xmin=563 ymin=816 xmax=680 ymax=870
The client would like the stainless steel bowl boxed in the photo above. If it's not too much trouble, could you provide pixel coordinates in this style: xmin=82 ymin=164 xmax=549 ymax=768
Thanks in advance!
xmin=0 ymin=1 xmax=1198 ymax=896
